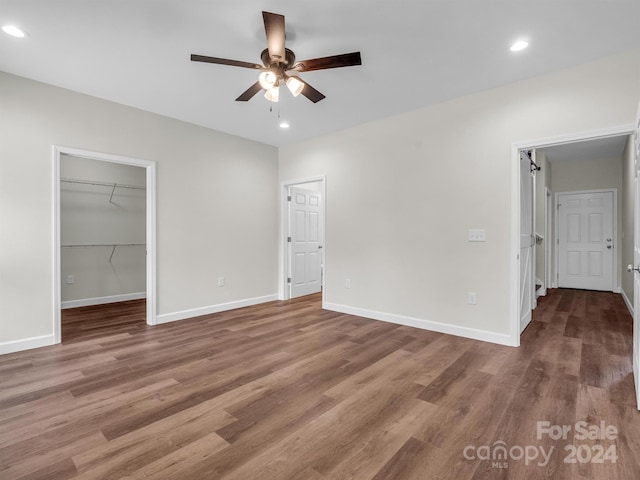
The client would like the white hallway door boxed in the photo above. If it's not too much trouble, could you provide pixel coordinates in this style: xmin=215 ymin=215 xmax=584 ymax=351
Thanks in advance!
xmin=289 ymin=186 xmax=323 ymax=298
xmin=557 ymin=191 xmax=614 ymax=291
xmin=631 ymin=110 xmax=640 ymax=411
xmin=520 ymin=151 xmax=535 ymax=333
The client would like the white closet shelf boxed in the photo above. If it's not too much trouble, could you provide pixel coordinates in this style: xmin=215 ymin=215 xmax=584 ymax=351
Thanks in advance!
xmin=61 ymin=244 xmax=145 ymax=247
xmin=60 ymin=178 xmax=146 ymax=190
xmin=61 ymin=177 xmax=145 ymax=203
xmin=61 ymin=243 xmax=146 ymax=263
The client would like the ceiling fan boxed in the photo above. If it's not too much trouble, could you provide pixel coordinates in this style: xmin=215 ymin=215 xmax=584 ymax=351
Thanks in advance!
xmin=191 ymin=11 xmax=362 ymax=104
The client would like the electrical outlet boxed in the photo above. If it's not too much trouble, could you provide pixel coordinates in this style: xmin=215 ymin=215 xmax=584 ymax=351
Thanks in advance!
xmin=66 ymin=275 xmax=74 ymax=285
xmin=345 ymin=278 xmax=351 ymax=288
xmin=217 ymin=276 xmax=225 ymax=287
xmin=468 ymin=229 xmax=486 ymax=242
xmin=468 ymin=292 xmax=477 ymax=305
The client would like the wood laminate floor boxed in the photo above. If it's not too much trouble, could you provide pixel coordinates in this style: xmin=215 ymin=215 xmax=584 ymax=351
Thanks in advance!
xmin=1 ymin=289 xmax=639 ymax=479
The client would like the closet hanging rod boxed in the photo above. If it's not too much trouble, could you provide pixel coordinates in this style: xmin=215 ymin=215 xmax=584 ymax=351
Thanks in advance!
xmin=60 ymin=177 xmax=146 ymax=190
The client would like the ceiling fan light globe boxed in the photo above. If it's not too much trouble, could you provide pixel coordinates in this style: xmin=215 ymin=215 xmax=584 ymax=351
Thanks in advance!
xmin=286 ymin=76 xmax=305 ymax=97
xmin=258 ymin=71 xmax=278 ymax=90
xmin=264 ymin=86 xmax=280 ymax=102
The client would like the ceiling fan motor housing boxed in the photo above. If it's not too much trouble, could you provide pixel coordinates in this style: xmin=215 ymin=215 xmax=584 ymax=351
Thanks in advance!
xmin=261 ymin=48 xmax=296 ymax=76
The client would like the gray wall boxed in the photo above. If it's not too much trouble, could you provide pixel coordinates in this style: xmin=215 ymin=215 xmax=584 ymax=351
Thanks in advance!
xmin=0 ymin=71 xmax=279 ymax=349
xmin=60 ymin=155 xmax=146 ymax=304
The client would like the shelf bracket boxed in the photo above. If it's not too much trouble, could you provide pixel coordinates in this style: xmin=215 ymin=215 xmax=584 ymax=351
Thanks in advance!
xmin=109 ymin=183 xmax=117 ymax=203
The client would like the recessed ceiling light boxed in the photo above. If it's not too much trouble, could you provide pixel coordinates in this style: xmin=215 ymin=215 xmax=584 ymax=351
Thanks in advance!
xmin=510 ymin=40 xmax=529 ymax=52
xmin=2 ymin=25 xmax=27 ymax=38
xmin=280 ymin=122 xmax=290 ymax=129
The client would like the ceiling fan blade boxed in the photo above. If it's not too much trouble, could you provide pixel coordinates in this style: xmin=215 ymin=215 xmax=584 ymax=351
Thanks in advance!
xmin=236 ymin=81 xmax=263 ymax=101
xmin=191 ymin=54 xmax=262 ymax=70
xmin=292 ymin=52 xmax=362 ymax=72
xmin=262 ymin=11 xmax=286 ymax=63
xmin=300 ymin=80 xmax=326 ymax=103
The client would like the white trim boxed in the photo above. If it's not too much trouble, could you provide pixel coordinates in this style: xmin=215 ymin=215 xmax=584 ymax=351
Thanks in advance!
xmin=61 ymin=292 xmax=146 ymax=309
xmin=621 ymin=288 xmax=634 ymax=317
xmin=53 ymin=146 xmax=157 ymax=347
xmin=0 ymin=335 xmax=55 ymax=355
xmin=511 ymin=124 xmax=635 ymax=346
xmin=555 ymin=188 xmax=618 ymax=292
xmin=325 ymin=302 xmax=515 ymax=347
xmin=279 ymin=175 xmax=327 ymax=302
xmin=510 ymin=144 xmax=521 ymax=346
xmin=156 ymin=294 xmax=279 ymax=324
xmin=516 ymin=125 xmax=636 ymax=151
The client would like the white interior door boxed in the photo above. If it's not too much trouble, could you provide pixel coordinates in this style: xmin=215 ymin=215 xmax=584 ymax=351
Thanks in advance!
xmin=289 ymin=186 xmax=323 ymax=298
xmin=557 ymin=191 xmax=614 ymax=291
xmin=520 ymin=151 xmax=535 ymax=333
xmin=632 ymin=112 xmax=640 ymax=411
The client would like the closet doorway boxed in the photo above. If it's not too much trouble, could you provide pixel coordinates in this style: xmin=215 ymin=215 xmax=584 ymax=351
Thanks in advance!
xmin=53 ymin=146 xmax=156 ymax=343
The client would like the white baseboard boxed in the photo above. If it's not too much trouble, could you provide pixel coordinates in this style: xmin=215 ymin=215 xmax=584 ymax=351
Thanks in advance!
xmin=0 ymin=334 xmax=56 ymax=355
xmin=621 ymin=288 xmax=634 ymax=317
xmin=62 ymin=292 xmax=147 ymax=309
xmin=614 ymin=286 xmax=622 ymax=294
xmin=323 ymin=302 xmax=515 ymax=347
xmin=156 ymin=294 xmax=279 ymax=325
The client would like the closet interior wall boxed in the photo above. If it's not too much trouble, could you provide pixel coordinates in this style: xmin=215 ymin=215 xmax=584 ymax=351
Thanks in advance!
xmin=60 ymin=154 xmax=146 ymax=307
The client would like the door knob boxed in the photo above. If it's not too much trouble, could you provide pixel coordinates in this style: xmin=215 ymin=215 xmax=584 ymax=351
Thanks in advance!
xmin=627 ymin=264 xmax=640 ymax=273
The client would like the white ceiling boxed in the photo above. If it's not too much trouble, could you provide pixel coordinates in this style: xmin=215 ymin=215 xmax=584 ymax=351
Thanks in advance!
xmin=539 ymin=135 xmax=630 ymax=163
xmin=1 ymin=1 xmax=639 ymax=147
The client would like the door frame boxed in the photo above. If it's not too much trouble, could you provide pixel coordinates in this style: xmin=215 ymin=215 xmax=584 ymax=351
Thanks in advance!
xmin=554 ymin=188 xmax=617 ymax=292
xmin=279 ymin=175 xmax=326 ymax=302
xmin=53 ymin=146 xmax=157 ymax=343
xmin=510 ymin=124 xmax=634 ymax=346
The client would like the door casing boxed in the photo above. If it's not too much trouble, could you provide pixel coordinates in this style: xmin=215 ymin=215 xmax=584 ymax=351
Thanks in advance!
xmin=53 ymin=146 xmax=157 ymax=343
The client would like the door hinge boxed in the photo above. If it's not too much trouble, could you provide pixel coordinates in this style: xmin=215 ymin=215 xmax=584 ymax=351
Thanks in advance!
xmin=287 ymin=236 xmax=291 ymax=243
xmin=557 ymin=203 xmax=561 ymax=209
xmin=287 ymin=277 xmax=291 ymax=284
xmin=287 ymin=195 xmax=291 ymax=201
